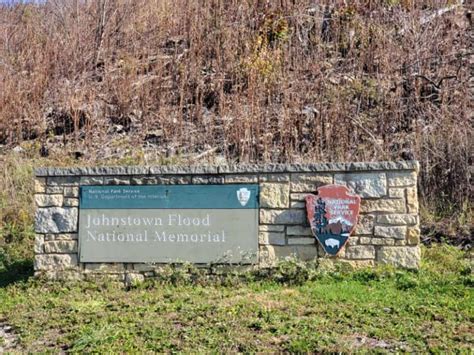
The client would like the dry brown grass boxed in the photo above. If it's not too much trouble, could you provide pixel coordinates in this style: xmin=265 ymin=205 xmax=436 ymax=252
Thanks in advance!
xmin=0 ymin=0 xmax=472 ymax=215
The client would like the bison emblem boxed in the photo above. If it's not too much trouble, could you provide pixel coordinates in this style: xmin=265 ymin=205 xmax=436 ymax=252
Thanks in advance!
xmin=325 ymin=238 xmax=340 ymax=249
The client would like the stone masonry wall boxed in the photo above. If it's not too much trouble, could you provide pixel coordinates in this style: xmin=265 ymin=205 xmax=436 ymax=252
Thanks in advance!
xmin=34 ymin=161 xmax=420 ymax=281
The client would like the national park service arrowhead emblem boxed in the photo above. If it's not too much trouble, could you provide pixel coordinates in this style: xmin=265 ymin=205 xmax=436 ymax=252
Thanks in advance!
xmin=305 ymin=185 xmax=361 ymax=256
xmin=236 ymin=187 xmax=251 ymax=206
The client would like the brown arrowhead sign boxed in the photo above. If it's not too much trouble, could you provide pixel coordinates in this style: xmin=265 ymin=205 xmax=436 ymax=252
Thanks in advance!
xmin=305 ymin=185 xmax=361 ymax=256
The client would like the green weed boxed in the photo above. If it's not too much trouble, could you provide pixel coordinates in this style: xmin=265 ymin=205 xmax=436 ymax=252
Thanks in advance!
xmin=0 ymin=246 xmax=472 ymax=352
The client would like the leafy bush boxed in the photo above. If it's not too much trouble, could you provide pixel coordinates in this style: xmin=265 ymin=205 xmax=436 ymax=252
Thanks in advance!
xmin=271 ymin=256 xmax=318 ymax=285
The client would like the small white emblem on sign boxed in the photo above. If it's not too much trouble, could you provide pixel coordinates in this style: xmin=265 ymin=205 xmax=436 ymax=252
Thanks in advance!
xmin=236 ymin=188 xmax=251 ymax=206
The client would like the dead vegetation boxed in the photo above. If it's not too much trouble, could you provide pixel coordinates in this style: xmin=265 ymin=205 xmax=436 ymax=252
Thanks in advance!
xmin=0 ymin=0 xmax=472 ymax=218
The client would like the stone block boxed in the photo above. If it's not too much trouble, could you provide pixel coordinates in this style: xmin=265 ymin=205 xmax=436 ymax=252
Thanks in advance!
xmin=84 ymin=263 xmax=125 ymax=273
xmin=133 ymin=264 xmax=156 ymax=272
xmin=35 ymin=194 xmax=63 ymax=207
xmin=52 ymin=233 xmax=78 ymax=240
xmin=344 ymin=245 xmax=375 ymax=259
xmin=287 ymin=237 xmax=315 ymax=245
xmin=47 ymin=177 xmax=80 ymax=186
xmin=209 ymin=176 xmax=225 ymax=184
xmin=259 ymin=174 xmax=290 ymax=182
xmin=407 ymin=227 xmax=421 ymax=245
xmin=34 ymin=162 xmax=419 ymax=177
xmin=361 ymin=199 xmax=405 ymax=213
xmin=376 ymin=214 xmax=418 ymax=225
xmin=260 ymin=209 xmax=306 ymax=225
xmin=191 ymin=176 xmax=208 ymax=184
xmin=131 ymin=176 xmax=158 ymax=185
xmin=290 ymin=176 xmax=333 ymax=193
xmin=219 ymin=162 xmax=420 ymax=174
xmin=34 ymin=235 xmax=44 ymax=253
xmin=155 ymin=176 xmax=192 ymax=184
xmin=191 ymin=176 xmax=224 ymax=184
xmin=259 ymin=225 xmax=285 ymax=232
xmin=259 ymin=232 xmax=286 ymax=245
xmin=334 ymin=172 xmax=387 ymax=198
xmin=387 ymin=171 xmax=417 ymax=187
xmin=64 ymin=187 xmax=79 ymax=197
xmin=104 ymin=177 xmax=130 ymax=185
xmin=290 ymin=173 xmax=333 ymax=184
xmin=354 ymin=215 xmax=374 ymax=235
xmin=258 ymin=245 xmax=286 ymax=267
xmin=259 ymin=183 xmax=290 ymax=208
xmin=359 ymin=237 xmax=395 ymax=246
xmin=34 ymin=178 xmax=46 ymax=193
xmin=377 ymin=246 xmax=420 ymax=269
xmin=224 ymin=175 xmax=258 ymax=183
xmin=219 ymin=164 xmax=270 ymax=174
xmin=388 ymin=188 xmax=405 ymax=198
xmin=34 ymin=254 xmax=78 ymax=270
xmin=290 ymin=201 xmax=306 ymax=209
xmin=295 ymin=245 xmax=319 ymax=261
xmin=125 ymin=273 xmax=145 ymax=287
xmin=286 ymin=226 xmax=312 ymax=236
xmin=46 ymin=186 xmax=64 ymax=194
xmin=406 ymin=187 xmax=418 ymax=213
xmin=347 ymin=236 xmax=359 ymax=246
xmin=44 ymin=240 xmax=78 ymax=253
xmin=35 ymin=207 xmax=78 ymax=233
xmin=290 ymin=193 xmax=309 ymax=201
xmin=150 ymin=165 xmax=218 ymax=175
xmin=374 ymin=226 xmax=407 ymax=240
xmin=290 ymin=183 xmax=316 ymax=194
xmin=63 ymin=198 xmax=79 ymax=207
xmin=80 ymin=177 xmax=104 ymax=185
xmin=259 ymin=245 xmax=317 ymax=267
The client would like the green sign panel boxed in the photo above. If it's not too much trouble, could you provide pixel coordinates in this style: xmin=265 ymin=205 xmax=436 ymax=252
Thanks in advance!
xmin=78 ymin=185 xmax=259 ymax=263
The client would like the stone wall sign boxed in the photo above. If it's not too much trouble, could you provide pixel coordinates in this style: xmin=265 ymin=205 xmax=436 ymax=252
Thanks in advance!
xmin=306 ymin=185 xmax=361 ymax=256
xmin=34 ymin=161 xmax=422 ymax=280
xmin=78 ymin=185 xmax=259 ymax=263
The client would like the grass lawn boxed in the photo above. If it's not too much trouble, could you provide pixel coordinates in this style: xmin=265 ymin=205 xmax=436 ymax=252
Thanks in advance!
xmin=0 ymin=245 xmax=472 ymax=353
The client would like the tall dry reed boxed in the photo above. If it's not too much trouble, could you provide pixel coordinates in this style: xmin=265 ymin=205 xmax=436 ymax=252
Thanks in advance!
xmin=0 ymin=0 xmax=472 ymax=214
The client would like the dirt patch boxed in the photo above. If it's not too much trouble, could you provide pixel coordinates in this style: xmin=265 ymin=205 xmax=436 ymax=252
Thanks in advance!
xmin=0 ymin=322 xmax=19 ymax=353
xmin=346 ymin=334 xmax=410 ymax=352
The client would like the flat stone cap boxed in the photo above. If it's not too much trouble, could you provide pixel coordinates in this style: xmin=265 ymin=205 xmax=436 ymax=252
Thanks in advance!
xmin=35 ymin=161 xmax=419 ymax=177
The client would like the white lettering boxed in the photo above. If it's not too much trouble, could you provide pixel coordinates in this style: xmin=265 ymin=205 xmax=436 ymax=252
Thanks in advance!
xmin=154 ymin=231 xmax=165 ymax=242
xmin=168 ymin=214 xmax=212 ymax=227
xmin=177 ymin=234 xmax=189 ymax=242
xmin=86 ymin=230 xmax=96 ymax=241
xmin=168 ymin=214 xmax=178 ymax=226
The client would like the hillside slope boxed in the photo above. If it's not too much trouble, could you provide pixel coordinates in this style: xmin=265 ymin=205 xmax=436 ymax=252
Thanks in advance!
xmin=0 ymin=0 xmax=472 ymax=215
